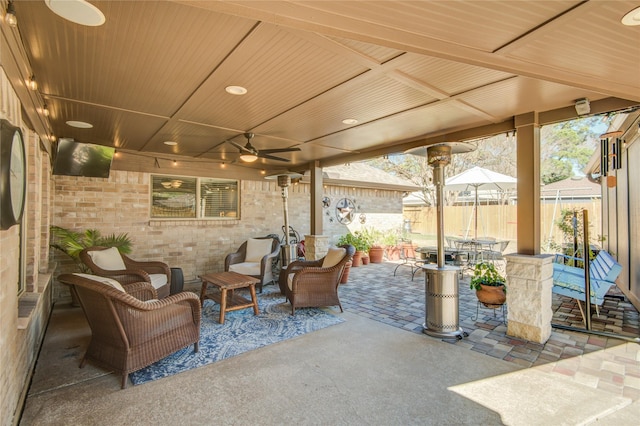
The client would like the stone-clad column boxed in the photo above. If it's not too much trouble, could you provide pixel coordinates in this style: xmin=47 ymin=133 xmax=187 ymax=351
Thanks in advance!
xmin=304 ymin=235 xmax=329 ymax=260
xmin=505 ymin=254 xmax=554 ymax=344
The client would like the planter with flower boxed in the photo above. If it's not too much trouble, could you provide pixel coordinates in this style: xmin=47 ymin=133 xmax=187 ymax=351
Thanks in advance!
xmin=470 ymin=262 xmax=506 ymax=308
xmin=337 ymin=231 xmax=371 ymax=267
xmin=360 ymin=227 xmax=384 ymax=263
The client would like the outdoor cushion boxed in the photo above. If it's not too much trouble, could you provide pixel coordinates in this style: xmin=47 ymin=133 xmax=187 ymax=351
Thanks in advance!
xmin=229 ymin=262 xmax=261 ymax=276
xmin=149 ymin=273 xmax=168 ymax=289
xmin=73 ymin=273 xmax=125 ymax=292
xmin=287 ymin=272 xmax=295 ymax=291
xmin=87 ymin=247 xmax=126 ymax=271
xmin=245 ymin=238 xmax=273 ymax=262
xmin=322 ymin=247 xmax=346 ymax=268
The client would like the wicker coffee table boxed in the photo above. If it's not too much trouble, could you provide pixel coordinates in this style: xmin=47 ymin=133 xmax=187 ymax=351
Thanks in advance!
xmin=199 ymin=271 xmax=260 ymax=324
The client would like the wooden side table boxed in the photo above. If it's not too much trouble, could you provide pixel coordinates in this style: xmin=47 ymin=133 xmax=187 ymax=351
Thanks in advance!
xmin=199 ymin=272 xmax=260 ymax=324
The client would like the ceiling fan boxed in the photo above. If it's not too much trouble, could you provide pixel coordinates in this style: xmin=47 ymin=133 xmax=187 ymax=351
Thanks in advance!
xmin=229 ymin=133 xmax=301 ymax=163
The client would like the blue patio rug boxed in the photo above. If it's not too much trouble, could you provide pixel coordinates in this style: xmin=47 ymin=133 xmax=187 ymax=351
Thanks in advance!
xmin=130 ymin=287 xmax=344 ymax=385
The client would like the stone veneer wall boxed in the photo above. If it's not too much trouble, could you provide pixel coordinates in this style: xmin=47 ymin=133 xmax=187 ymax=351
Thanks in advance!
xmin=505 ymin=254 xmax=554 ymax=344
xmin=51 ymin=172 xmax=406 ymax=300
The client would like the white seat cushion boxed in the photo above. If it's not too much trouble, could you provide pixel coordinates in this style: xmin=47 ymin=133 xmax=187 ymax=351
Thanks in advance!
xmin=149 ymin=273 xmax=168 ymax=289
xmin=229 ymin=262 xmax=260 ymax=276
xmin=322 ymin=247 xmax=346 ymax=268
xmin=245 ymin=238 xmax=273 ymax=262
xmin=287 ymin=272 xmax=295 ymax=291
xmin=73 ymin=273 xmax=125 ymax=292
xmin=87 ymin=247 xmax=126 ymax=271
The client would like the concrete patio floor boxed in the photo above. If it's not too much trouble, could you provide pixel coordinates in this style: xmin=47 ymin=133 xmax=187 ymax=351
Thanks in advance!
xmin=19 ymin=261 xmax=640 ymax=425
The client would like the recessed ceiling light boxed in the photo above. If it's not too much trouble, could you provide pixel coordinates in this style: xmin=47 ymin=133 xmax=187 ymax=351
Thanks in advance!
xmin=622 ymin=6 xmax=640 ymax=26
xmin=342 ymin=118 xmax=358 ymax=125
xmin=66 ymin=120 xmax=93 ymax=128
xmin=45 ymin=0 xmax=105 ymax=26
xmin=163 ymin=141 xmax=178 ymax=146
xmin=225 ymin=86 xmax=247 ymax=95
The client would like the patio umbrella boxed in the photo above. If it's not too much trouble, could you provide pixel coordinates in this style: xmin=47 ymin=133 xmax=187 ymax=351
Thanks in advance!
xmin=445 ymin=166 xmax=516 ymax=240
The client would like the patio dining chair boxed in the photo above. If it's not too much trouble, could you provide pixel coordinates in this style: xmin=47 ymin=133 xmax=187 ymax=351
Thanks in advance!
xmin=393 ymin=239 xmax=424 ymax=281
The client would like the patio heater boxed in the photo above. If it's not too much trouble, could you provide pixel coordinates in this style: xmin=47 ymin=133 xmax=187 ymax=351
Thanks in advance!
xmin=266 ymin=171 xmax=302 ymax=267
xmin=406 ymin=142 xmax=475 ymax=339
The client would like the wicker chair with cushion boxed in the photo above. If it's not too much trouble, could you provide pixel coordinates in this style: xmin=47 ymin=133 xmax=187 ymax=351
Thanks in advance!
xmin=58 ymin=273 xmax=201 ymax=389
xmin=225 ymin=237 xmax=281 ymax=293
xmin=80 ymin=246 xmax=171 ymax=298
xmin=279 ymin=244 xmax=355 ymax=315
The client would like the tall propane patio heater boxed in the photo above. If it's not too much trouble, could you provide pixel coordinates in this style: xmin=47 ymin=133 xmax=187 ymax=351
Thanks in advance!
xmin=406 ymin=142 xmax=475 ymax=339
xmin=266 ymin=171 xmax=302 ymax=267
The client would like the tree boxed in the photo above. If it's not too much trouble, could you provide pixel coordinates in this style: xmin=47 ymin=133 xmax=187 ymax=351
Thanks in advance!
xmin=540 ymin=116 xmax=605 ymax=184
xmin=364 ymin=115 xmax=609 ymax=203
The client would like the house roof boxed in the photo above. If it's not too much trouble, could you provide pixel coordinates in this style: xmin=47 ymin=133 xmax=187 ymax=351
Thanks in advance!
xmin=540 ymin=176 xmax=601 ymax=199
xmin=309 ymin=163 xmax=420 ymax=192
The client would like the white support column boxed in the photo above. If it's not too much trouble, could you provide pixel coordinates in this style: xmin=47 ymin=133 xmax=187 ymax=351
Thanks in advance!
xmin=505 ymin=254 xmax=554 ymax=344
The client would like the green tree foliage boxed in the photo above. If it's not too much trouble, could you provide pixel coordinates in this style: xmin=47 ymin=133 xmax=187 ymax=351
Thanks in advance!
xmin=365 ymin=116 xmax=609 ymax=204
xmin=540 ymin=116 xmax=604 ymax=184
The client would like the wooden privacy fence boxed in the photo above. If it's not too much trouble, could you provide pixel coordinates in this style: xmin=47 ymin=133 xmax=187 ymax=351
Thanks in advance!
xmin=404 ymin=201 xmax=601 ymax=249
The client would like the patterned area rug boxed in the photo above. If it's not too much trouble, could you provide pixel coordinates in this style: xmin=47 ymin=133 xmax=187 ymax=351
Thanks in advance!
xmin=130 ymin=287 xmax=344 ymax=385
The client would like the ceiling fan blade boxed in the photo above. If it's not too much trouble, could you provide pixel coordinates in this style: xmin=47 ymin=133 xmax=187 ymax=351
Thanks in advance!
xmin=259 ymin=153 xmax=291 ymax=162
xmin=228 ymin=140 xmax=252 ymax=153
xmin=259 ymin=147 xmax=301 ymax=154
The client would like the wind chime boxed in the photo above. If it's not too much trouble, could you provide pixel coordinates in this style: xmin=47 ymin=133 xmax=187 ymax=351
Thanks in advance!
xmin=599 ymin=130 xmax=624 ymax=188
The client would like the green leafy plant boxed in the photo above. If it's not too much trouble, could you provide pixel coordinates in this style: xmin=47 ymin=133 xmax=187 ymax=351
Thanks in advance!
xmin=337 ymin=231 xmax=370 ymax=252
xmin=470 ymin=262 xmax=506 ymax=291
xmin=50 ymin=226 xmax=133 ymax=272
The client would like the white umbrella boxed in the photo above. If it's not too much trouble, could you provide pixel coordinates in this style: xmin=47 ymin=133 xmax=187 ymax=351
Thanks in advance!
xmin=445 ymin=166 xmax=516 ymax=239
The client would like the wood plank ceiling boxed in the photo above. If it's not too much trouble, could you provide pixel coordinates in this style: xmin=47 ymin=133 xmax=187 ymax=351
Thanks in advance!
xmin=10 ymin=0 xmax=640 ymax=173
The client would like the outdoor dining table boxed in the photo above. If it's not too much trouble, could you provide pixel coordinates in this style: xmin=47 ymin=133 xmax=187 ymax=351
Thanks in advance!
xmin=453 ymin=239 xmax=498 ymax=263
xmin=415 ymin=246 xmax=469 ymax=275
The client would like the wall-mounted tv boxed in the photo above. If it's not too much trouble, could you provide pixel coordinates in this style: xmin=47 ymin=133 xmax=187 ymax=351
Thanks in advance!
xmin=52 ymin=138 xmax=115 ymax=178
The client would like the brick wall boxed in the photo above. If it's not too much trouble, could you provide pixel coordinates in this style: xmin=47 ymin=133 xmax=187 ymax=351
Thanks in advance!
xmin=0 ymin=66 xmax=52 ymax=424
xmin=51 ymin=171 xmax=405 ymax=299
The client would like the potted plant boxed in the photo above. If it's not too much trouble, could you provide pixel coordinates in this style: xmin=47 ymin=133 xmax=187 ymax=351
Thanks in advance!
xmin=361 ymin=227 xmax=384 ymax=263
xmin=379 ymin=229 xmax=401 ymax=260
xmin=50 ymin=226 xmax=133 ymax=271
xmin=470 ymin=262 xmax=506 ymax=308
xmin=337 ymin=231 xmax=370 ymax=267
xmin=50 ymin=226 xmax=133 ymax=305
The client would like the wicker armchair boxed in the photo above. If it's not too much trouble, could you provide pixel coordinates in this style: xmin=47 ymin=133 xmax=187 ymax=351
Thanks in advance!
xmin=58 ymin=273 xmax=201 ymax=389
xmin=279 ymin=244 xmax=355 ymax=315
xmin=80 ymin=246 xmax=171 ymax=298
xmin=225 ymin=237 xmax=281 ymax=292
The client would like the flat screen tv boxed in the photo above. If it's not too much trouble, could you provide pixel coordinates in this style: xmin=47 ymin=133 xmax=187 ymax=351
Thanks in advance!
xmin=52 ymin=139 xmax=115 ymax=178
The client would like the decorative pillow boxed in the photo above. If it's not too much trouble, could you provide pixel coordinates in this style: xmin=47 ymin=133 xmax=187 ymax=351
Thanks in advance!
xmin=87 ymin=247 xmax=126 ymax=271
xmin=245 ymin=238 xmax=274 ymax=262
xmin=322 ymin=247 xmax=346 ymax=268
xmin=73 ymin=273 xmax=126 ymax=292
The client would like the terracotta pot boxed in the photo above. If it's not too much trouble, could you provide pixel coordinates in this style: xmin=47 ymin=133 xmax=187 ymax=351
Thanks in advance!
xmin=475 ymin=284 xmax=506 ymax=308
xmin=385 ymin=246 xmax=400 ymax=261
xmin=340 ymin=261 xmax=352 ymax=284
xmin=362 ymin=255 xmax=370 ymax=265
xmin=352 ymin=251 xmax=365 ymax=267
xmin=368 ymin=246 xmax=384 ymax=263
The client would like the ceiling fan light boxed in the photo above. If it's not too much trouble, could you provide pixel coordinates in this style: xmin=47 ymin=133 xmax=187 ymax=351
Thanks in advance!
xmin=239 ymin=153 xmax=258 ymax=162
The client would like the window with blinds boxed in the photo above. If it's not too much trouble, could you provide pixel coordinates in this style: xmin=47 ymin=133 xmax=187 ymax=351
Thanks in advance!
xmin=151 ymin=175 xmax=239 ymax=219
